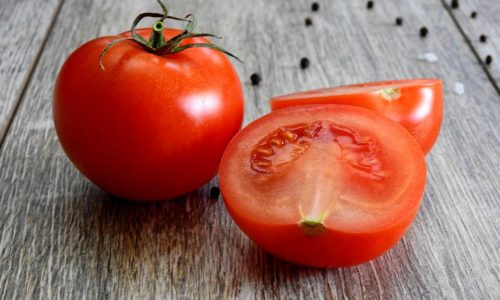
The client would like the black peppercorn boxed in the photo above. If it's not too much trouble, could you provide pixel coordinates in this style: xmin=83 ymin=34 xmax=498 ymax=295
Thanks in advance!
xmin=300 ymin=57 xmax=310 ymax=69
xmin=420 ymin=27 xmax=428 ymax=37
xmin=305 ymin=17 xmax=313 ymax=26
xmin=250 ymin=73 xmax=262 ymax=85
xmin=470 ymin=11 xmax=477 ymax=18
xmin=311 ymin=2 xmax=319 ymax=12
xmin=395 ymin=17 xmax=403 ymax=26
xmin=451 ymin=0 xmax=459 ymax=9
xmin=367 ymin=1 xmax=374 ymax=9
xmin=479 ymin=34 xmax=487 ymax=43
xmin=485 ymin=55 xmax=493 ymax=65
xmin=209 ymin=186 xmax=220 ymax=199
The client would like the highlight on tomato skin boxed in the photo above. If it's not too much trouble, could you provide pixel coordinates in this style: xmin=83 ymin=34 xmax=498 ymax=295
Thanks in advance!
xmin=269 ymin=79 xmax=443 ymax=155
xmin=219 ymin=104 xmax=427 ymax=268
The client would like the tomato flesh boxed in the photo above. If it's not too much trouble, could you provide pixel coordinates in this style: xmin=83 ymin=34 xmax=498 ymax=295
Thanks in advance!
xmin=270 ymin=79 xmax=443 ymax=154
xmin=220 ymin=105 xmax=426 ymax=267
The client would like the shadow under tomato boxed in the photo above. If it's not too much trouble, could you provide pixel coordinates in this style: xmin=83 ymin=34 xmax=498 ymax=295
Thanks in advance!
xmin=237 ymin=224 xmax=425 ymax=298
xmin=61 ymin=180 xmax=221 ymax=283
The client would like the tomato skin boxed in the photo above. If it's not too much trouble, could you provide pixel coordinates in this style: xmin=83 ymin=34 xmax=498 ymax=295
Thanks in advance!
xmin=53 ymin=28 xmax=244 ymax=201
xmin=220 ymin=105 xmax=426 ymax=267
xmin=270 ymin=79 xmax=443 ymax=154
xmin=225 ymin=198 xmax=419 ymax=267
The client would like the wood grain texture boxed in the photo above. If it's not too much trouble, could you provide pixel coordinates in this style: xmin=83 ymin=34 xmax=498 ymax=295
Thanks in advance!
xmin=0 ymin=0 xmax=499 ymax=299
xmin=0 ymin=0 xmax=63 ymax=144
xmin=442 ymin=0 xmax=500 ymax=93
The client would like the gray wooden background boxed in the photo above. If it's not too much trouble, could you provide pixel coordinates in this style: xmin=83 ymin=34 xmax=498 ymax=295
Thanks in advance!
xmin=0 ymin=0 xmax=499 ymax=299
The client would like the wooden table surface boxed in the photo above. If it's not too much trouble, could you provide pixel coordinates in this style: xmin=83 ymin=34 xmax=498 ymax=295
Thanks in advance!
xmin=1 ymin=0 xmax=499 ymax=299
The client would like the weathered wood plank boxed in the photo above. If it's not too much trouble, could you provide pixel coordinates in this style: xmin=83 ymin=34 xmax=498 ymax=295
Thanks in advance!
xmin=0 ymin=0 xmax=63 ymax=144
xmin=0 ymin=0 xmax=499 ymax=299
xmin=442 ymin=0 xmax=500 ymax=93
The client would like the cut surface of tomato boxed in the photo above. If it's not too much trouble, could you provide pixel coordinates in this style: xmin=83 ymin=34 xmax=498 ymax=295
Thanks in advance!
xmin=270 ymin=79 xmax=443 ymax=154
xmin=219 ymin=105 xmax=426 ymax=267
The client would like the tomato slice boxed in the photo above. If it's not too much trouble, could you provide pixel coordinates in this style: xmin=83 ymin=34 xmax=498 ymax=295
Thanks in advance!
xmin=270 ymin=79 xmax=443 ymax=154
xmin=219 ymin=105 xmax=426 ymax=267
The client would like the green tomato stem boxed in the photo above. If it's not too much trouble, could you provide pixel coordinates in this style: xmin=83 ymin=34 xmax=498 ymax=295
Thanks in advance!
xmin=149 ymin=21 xmax=166 ymax=49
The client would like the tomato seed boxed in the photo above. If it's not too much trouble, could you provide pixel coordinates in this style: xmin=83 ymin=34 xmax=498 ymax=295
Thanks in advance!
xmin=367 ymin=1 xmax=374 ymax=9
xmin=300 ymin=57 xmax=310 ymax=69
xmin=479 ymin=34 xmax=487 ymax=43
xmin=420 ymin=27 xmax=428 ymax=38
xmin=395 ymin=17 xmax=403 ymax=26
xmin=269 ymin=138 xmax=285 ymax=148
xmin=485 ymin=55 xmax=493 ymax=65
xmin=255 ymin=146 xmax=274 ymax=156
xmin=280 ymin=130 xmax=299 ymax=143
xmin=210 ymin=186 xmax=220 ymax=199
xmin=311 ymin=2 xmax=319 ymax=12
xmin=451 ymin=0 xmax=459 ymax=9
xmin=470 ymin=11 xmax=477 ymax=18
xmin=305 ymin=17 xmax=313 ymax=26
xmin=252 ymin=158 xmax=272 ymax=168
xmin=250 ymin=73 xmax=262 ymax=85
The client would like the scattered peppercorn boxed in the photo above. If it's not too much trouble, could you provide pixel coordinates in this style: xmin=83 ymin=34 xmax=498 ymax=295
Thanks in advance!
xmin=420 ymin=27 xmax=428 ymax=38
xmin=250 ymin=73 xmax=262 ymax=85
xmin=300 ymin=57 xmax=310 ymax=69
xmin=479 ymin=34 xmax=487 ymax=43
xmin=485 ymin=55 xmax=492 ymax=65
xmin=470 ymin=11 xmax=477 ymax=18
xmin=311 ymin=2 xmax=319 ymax=12
xmin=209 ymin=186 xmax=220 ymax=199
xmin=367 ymin=1 xmax=374 ymax=9
xmin=305 ymin=17 xmax=313 ymax=26
xmin=451 ymin=0 xmax=459 ymax=9
xmin=395 ymin=17 xmax=403 ymax=26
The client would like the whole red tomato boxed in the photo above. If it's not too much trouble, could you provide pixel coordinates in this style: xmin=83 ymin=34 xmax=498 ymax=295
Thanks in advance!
xmin=53 ymin=9 xmax=244 ymax=201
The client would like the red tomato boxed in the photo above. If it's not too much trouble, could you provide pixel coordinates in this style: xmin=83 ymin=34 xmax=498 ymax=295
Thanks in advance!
xmin=270 ymin=79 xmax=443 ymax=154
xmin=53 ymin=28 xmax=243 ymax=201
xmin=219 ymin=105 xmax=426 ymax=267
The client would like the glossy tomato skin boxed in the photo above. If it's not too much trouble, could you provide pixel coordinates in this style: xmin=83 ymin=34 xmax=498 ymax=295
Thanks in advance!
xmin=220 ymin=105 xmax=426 ymax=267
xmin=270 ymin=79 xmax=443 ymax=154
xmin=54 ymin=28 xmax=244 ymax=201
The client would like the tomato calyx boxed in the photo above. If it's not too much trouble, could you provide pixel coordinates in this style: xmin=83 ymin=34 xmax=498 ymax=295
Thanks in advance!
xmin=378 ymin=87 xmax=401 ymax=101
xmin=99 ymin=0 xmax=242 ymax=70
xmin=299 ymin=218 xmax=326 ymax=236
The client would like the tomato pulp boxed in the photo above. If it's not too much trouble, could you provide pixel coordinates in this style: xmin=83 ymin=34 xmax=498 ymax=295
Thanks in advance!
xmin=270 ymin=79 xmax=443 ymax=154
xmin=220 ymin=105 xmax=426 ymax=267
xmin=54 ymin=28 xmax=244 ymax=201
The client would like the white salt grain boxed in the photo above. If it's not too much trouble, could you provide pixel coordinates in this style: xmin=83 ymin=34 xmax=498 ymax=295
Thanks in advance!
xmin=420 ymin=52 xmax=438 ymax=62
xmin=454 ymin=82 xmax=465 ymax=95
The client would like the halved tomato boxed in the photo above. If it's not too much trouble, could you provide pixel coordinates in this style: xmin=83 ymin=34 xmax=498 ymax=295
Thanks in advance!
xmin=219 ymin=105 xmax=426 ymax=267
xmin=270 ymin=79 xmax=443 ymax=154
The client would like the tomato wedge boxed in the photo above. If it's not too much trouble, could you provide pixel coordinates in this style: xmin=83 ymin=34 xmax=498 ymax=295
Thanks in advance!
xmin=219 ymin=105 xmax=426 ymax=267
xmin=270 ymin=79 xmax=443 ymax=154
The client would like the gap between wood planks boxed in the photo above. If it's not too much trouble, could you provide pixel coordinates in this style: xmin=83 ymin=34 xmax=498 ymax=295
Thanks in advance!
xmin=440 ymin=0 xmax=500 ymax=96
xmin=0 ymin=0 xmax=65 ymax=151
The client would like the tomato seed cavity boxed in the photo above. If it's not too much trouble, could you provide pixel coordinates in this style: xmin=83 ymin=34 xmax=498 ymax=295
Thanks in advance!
xmin=250 ymin=121 xmax=385 ymax=180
